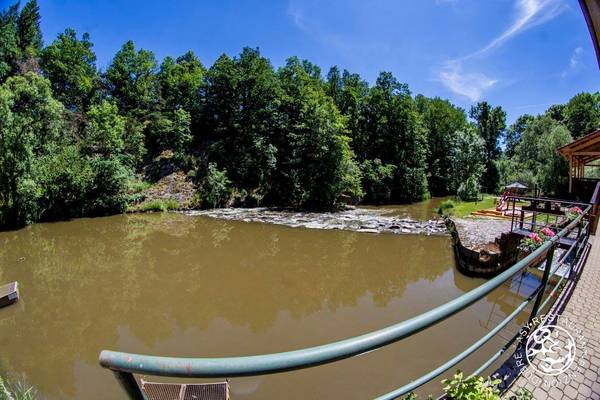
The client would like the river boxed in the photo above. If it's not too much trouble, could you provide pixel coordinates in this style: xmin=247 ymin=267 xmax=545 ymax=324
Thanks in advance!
xmin=0 ymin=203 xmax=540 ymax=399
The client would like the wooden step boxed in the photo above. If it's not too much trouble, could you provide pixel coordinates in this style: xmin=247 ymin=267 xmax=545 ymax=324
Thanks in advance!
xmin=0 ymin=282 xmax=19 ymax=308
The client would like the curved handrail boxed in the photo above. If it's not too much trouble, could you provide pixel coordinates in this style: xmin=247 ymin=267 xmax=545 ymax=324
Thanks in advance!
xmin=99 ymin=206 xmax=589 ymax=379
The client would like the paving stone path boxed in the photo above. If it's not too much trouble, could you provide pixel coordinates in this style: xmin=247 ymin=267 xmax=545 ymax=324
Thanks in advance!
xmin=503 ymin=226 xmax=600 ymax=399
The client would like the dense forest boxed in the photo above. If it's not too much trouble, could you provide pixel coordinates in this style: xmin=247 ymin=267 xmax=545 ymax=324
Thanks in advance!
xmin=1 ymin=0 xmax=599 ymax=230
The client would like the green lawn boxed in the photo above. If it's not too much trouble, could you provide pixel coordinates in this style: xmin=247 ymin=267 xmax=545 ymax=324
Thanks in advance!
xmin=450 ymin=194 xmax=497 ymax=217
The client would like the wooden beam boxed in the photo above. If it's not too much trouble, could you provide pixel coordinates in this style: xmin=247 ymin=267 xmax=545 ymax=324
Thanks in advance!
xmin=569 ymin=154 xmax=573 ymax=192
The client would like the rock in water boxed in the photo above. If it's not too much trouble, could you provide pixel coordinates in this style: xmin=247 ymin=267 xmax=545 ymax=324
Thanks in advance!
xmin=186 ymin=208 xmax=448 ymax=236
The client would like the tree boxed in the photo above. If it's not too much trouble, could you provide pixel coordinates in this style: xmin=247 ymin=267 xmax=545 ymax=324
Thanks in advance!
xmin=513 ymin=116 xmax=572 ymax=195
xmin=0 ymin=3 xmax=19 ymax=81
xmin=417 ymin=95 xmax=467 ymax=196
xmin=17 ymin=0 xmax=42 ymax=54
xmin=536 ymin=125 xmax=571 ymax=195
xmin=326 ymin=68 xmax=369 ymax=161
xmin=451 ymin=128 xmax=486 ymax=200
xmin=270 ymin=57 xmax=362 ymax=208
xmin=105 ymin=40 xmax=158 ymax=112
xmin=563 ymin=92 xmax=599 ymax=139
xmin=83 ymin=100 xmax=126 ymax=157
xmin=145 ymin=108 xmax=191 ymax=158
xmin=198 ymin=162 xmax=232 ymax=208
xmin=203 ymin=48 xmax=280 ymax=199
xmin=41 ymin=28 xmax=99 ymax=112
xmin=157 ymin=50 xmax=204 ymax=114
xmin=0 ymin=73 xmax=65 ymax=227
xmin=469 ymin=101 xmax=506 ymax=193
xmin=360 ymin=72 xmax=427 ymax=202
xmin=360 ymin=159 xmax=396 ymax=203
xmin=504 ymin=114 xmax=534 ymax=158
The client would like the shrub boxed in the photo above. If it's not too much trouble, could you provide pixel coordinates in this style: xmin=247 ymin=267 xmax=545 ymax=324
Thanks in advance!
xmin=139 ymin=199 xmax=179 ymax=212
xmin=457 ymin=175 xmax=480 ymax=201
xmin=437 ymin=199 xmax=455 ymax=216
xmin=442 ymin=371 xmax=501 ymax=400
xmin=86 ymin=157 xmax=132 ymax=215
xmin=198 ymin=163 xmax=232 ymax=208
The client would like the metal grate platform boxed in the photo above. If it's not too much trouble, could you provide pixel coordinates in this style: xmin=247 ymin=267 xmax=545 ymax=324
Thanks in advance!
xmin=141 ymin=380 xmax=229 ymax=400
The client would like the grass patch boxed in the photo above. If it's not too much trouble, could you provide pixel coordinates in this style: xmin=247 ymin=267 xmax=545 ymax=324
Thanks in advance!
xmin=138 ymin=199 xmax=180 ymax=212
xmin=451 ymin=194 xmax=497 ymax=217
xmin=0 ymin=375 xmax=37 ymax=400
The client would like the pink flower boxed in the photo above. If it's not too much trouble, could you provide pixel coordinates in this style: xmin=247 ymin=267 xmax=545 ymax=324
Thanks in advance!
xmin=541 ymin=227 xmax=555 ymax=237
xmin=569 ymin=206 xmax=583 ymax=215
xmin=529 ymin=232 xmax=543 ymax=243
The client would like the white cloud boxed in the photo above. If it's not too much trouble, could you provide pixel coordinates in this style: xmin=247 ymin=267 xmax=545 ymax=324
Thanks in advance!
xmin=437 ymin=62 xmax=497 ymax=101
xmin=436 ymin=0 xmax=566 ymax=101
xmin=561 ymin=47 xmax=583 ymax=78
xmin=469 ymin=0 xmax=567 ymax=59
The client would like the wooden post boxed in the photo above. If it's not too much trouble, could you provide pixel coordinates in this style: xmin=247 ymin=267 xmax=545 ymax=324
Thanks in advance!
xmin=569 ymin=153 xmax=573 ymax=193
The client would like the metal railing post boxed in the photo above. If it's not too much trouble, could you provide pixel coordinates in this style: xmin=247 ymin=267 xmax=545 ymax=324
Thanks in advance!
xmin=112 ymin=371 xmax=147 ymax=400
xmin=528 ymin=243 xmax=556 ymax=325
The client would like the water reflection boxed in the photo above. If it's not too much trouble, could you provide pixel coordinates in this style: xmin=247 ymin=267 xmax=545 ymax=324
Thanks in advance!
xmin=0 ymin=213 xmax=532 ymax=399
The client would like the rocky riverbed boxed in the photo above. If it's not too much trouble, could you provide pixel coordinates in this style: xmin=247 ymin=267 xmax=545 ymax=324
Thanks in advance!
xmin=187 ymin=207 xmax=448 ymax=236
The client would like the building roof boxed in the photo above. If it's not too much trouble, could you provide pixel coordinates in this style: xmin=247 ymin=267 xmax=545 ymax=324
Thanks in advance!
xmin=580 ymin=0 xmax=600 ymax=67
xmin=558 ymin=128 xmax=600 ymax=165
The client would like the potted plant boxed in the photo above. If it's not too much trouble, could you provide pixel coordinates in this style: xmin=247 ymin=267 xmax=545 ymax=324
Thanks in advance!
xmin=517 ymin=227 xmax=555 ymax=266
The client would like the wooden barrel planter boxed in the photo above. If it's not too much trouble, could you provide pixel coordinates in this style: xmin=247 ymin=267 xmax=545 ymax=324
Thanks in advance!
xmin=444 ymin=218 xmax=524 ymax=278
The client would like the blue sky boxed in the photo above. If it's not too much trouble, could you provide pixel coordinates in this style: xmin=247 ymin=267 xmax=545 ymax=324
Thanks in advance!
xmin=4 ymin=0 xmax=600 ymax=123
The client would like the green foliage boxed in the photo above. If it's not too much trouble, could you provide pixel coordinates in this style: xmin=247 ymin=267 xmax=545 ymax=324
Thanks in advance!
xmin=198 ymin=162 xmax=232 ymax=208
xmin=105 ymin=40 xmax=157 ymax=112
xmin=0 ymin=375 xmax=37 ymax=400
xmin=85 ymin=156 xmax=132 ymax=215
xmin=83 ymin=100 xmax=126 ymax=156
xmin=139 ymin=198 xmax=179 ymax=212
xmin=511 ymin=115 xmax=572 ymax=195
xmin=0 ymin=72 xmax=65 ymax=226
xmin=359 ymin=72 xmax=428 ymax=202
xmin=146 ymin=109 xmax=191 ymax=158
xmin=40 ymin=28 xmax=98 ymax=111
xmin=401 ymin=371 xmax=532 ymax=400
xmin=562 ymin=92 xmax=599 ymax=139
xmin=451 ymin=128 xmax=485 ymax=199
xmin=0 ymin=3 xmax=19 ymax=81
xmin=436 ymin=199 xmax=455 ymax=216
xmin=361 ymin=159 xmax=396 ymax=202
xmin=157 ymin=51 xmax=204 ymax=113
xmin=16 ymin=0 xmax=42 ymax=60
xmin=417 ymin=95 xmax=468 ymax=196
xmin=0 ymin=0 xmax=599 ymax=229
xmin=33 ymin=144 xmax=94 ymax=220
xmin=470 ymin=102 xmax=506 ymax=193
xmin=457 ymin=176 xmax=481 ymax=202
xmin=204 ymin=48 xmax=280 ymax=196
xmin=271 ymin=56 xmax=362 ymax=209
xmin=442 ymin=370 xmax=501 ymax=400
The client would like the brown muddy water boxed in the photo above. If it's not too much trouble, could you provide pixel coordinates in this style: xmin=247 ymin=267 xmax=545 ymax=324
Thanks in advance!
xmin=0 ymin=210 xmax=540 ymax=400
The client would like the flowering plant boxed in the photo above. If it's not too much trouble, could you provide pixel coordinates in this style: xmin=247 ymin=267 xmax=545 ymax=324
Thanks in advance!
xmin=566 ymin=206 xmax=583 ymax=222
xmin=518 ymin=227 xmax=554 ymax=253
xmin=540 ymin=227 xmax=555 ymax=238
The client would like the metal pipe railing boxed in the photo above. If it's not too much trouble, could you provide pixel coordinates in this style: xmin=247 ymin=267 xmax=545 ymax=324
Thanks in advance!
xmin=99 ymin=204 xmax=591 ymax=399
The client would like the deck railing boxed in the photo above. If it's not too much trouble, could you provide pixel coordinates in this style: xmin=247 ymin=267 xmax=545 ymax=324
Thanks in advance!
xmin=99 ymin=202 xmax=592 ymax=400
